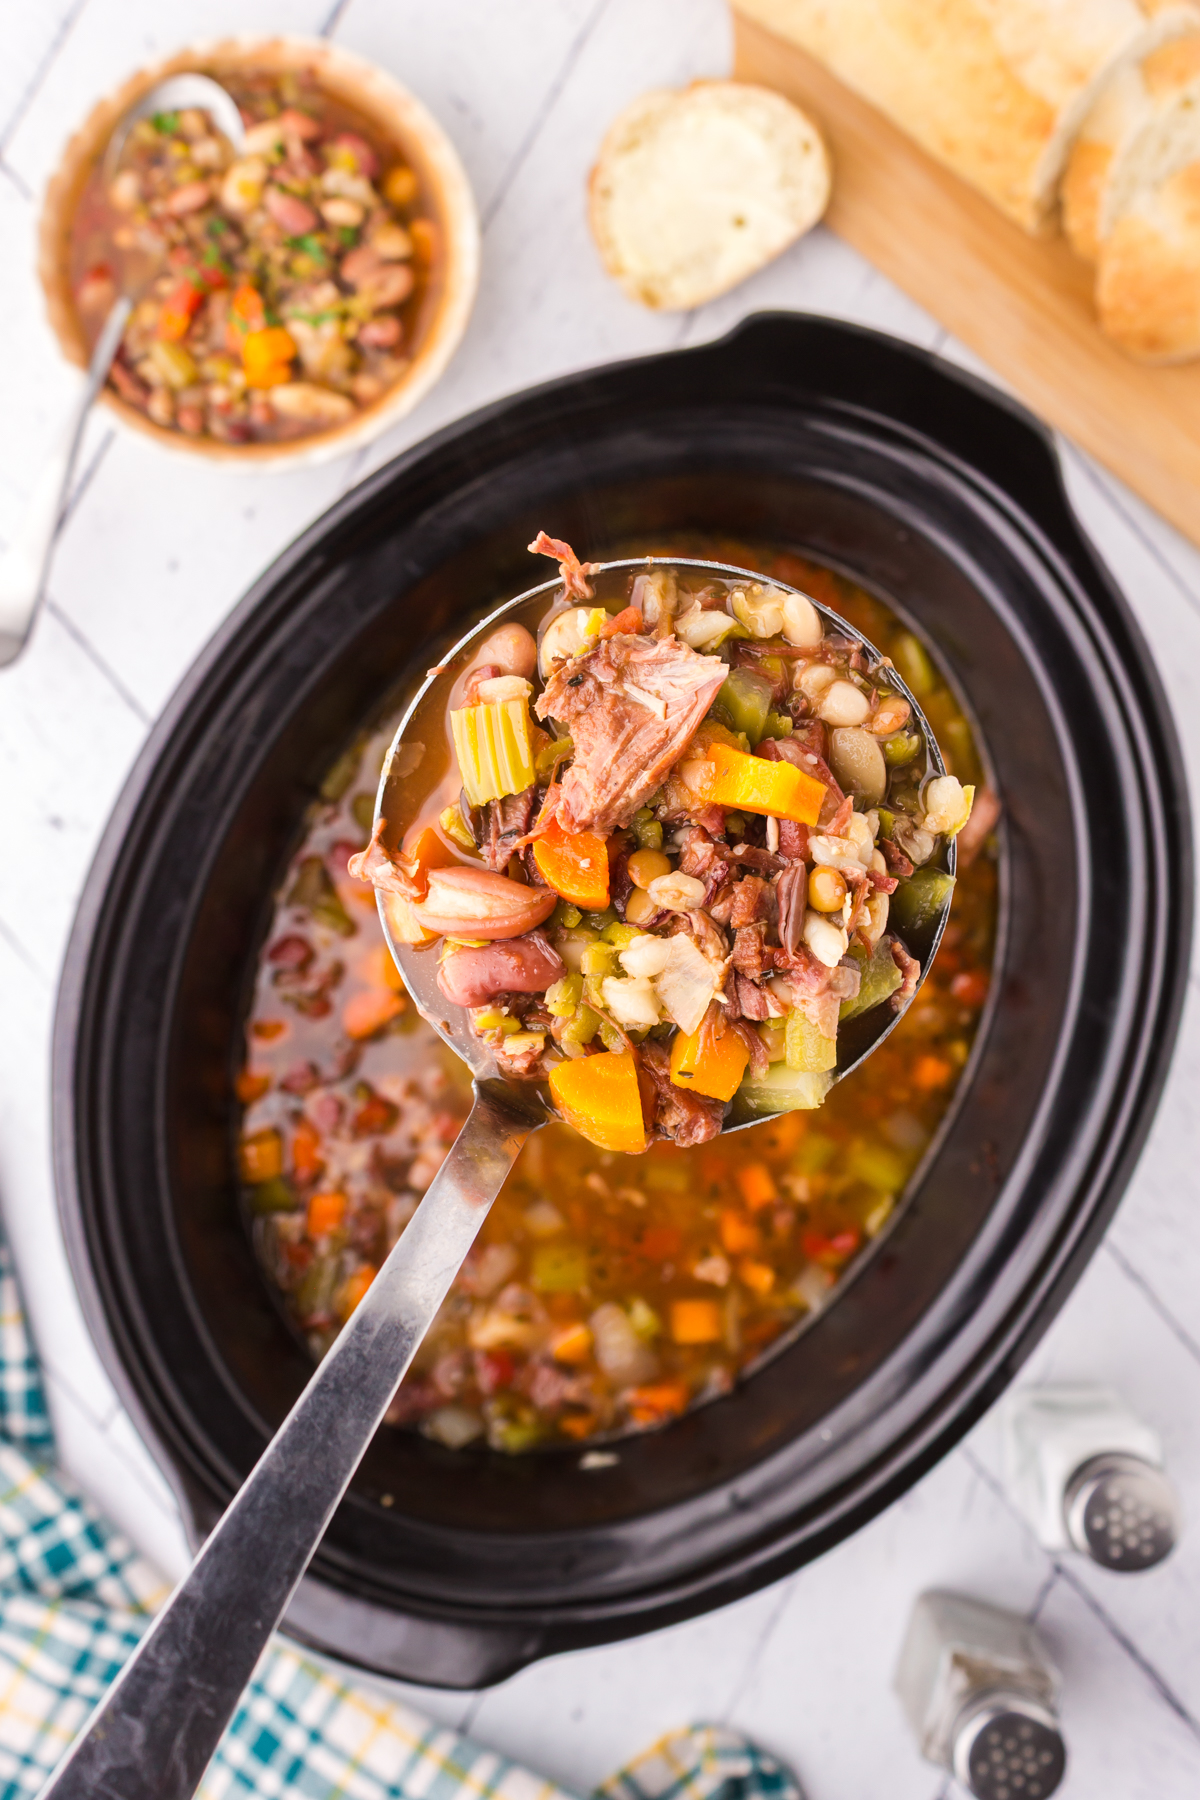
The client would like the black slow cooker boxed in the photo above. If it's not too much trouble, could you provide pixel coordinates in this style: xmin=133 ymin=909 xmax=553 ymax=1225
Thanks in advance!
xmin=52 ymin=315 xmax=1191 ymax=1688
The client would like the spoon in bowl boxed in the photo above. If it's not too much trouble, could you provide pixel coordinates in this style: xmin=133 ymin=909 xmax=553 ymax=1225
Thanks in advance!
xmin=0 ymin=75 xmax=244 ymax=667
xmin=38 ymin=558 xmax=952 ymax=1800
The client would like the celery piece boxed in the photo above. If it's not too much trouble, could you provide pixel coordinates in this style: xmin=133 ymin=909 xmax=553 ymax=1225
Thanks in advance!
xmin=785 ymin=1010 xmax=838 ymax=1073
xmin=760 ymin=710 xmax=794 ymax=740
xmin=602 ymin=921 xmax=642 ymax=949
xmin=891 ymin=868 xmax=956 ymax=934
xmin=439 ymin=803 xmax=477 ymax=854
xmin=876 ymin=807 xmax=896 ymax=840
xmin=471 ymin=1006 xmax=508 ymax=1031
xmin=552 ymin=898 xmax=584 ymax=929
xmin=350 ymin=792 xmax=375 ymax=833
xmin=735 ymin=1063 xmax=833 ymax=1117
xmin=597 ymin=1017 xmax=626 ymax=1052
xmin=560 ymin=1004 xmax=600 ymax=1049
xmin=714 ymin=667 xmax=774 ymax=744
xmin=580 ymin=941 xmax=621 ymax=978
xmin=288 ymin=856 xmax=355 ymax=937
xmin=848 ymin=1141 xmax=908 ymax=1194
xmin=450 ymin=698 xmax=535 ymax=806
xmin=491 ymin=1414 xmax=547 ymax=1453
xmin=632 ymin=808 xmax=663 ymax=852
xmin=893 ymin=632 xmax=935 ymax=698
xmin=840 ymin=937 xmax=904 ymax=1020
xmin=535 ymin=734 xmax=573 ymax=783
xmin=248 ymin=1176 xmax=297 ymax=1215
xmin=724 ymin=811 xmax=746 ymax=838
xmin=545 ymin=973 xmax=583 ymax=1016
xmin=883 ymin=731 xmax=921 ymax=768
xmin=584 ymin=906 xmax=618 ymax=932
xmin=627 ymin=1297 xmax=661 ymax=1341
xmin=531 ymin=1242 xmax=590 ymax=1293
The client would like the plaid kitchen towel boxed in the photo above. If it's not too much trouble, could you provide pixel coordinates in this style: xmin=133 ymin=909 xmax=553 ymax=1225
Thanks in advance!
xmin=0 ymin=1241 xmax=800 ymax=1800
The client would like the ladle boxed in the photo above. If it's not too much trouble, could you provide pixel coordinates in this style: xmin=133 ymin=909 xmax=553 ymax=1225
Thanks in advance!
xmin=38 ymin=559 xmax=950 ymax=1800
xmin=0 ymin=76 xmax=244 ymax=667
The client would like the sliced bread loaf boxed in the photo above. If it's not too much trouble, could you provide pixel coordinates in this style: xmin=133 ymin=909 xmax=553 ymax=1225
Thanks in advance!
xmin=1063 ymin=31 xmax=1200 ymax=258
xmin=732 ymin=0 xmax=1200 ymax=232
xmin=588 ymin=81 xmax=830 ymax=311
xmin=1096 ymin=155 xmax=1200 ymax=357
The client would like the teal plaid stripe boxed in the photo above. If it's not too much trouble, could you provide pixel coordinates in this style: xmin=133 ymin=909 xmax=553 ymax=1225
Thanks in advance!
xmin=0 ymin=1245 xmax=51 ymax=1459
xmin=0 ymin=1237 xmax=799 ymax=1800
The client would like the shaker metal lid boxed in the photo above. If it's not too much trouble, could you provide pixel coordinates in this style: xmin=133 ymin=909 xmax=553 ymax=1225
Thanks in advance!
xmin=1063 ymin=1451 xmax=1179 ymax=1571
xmin=952 ymin=1694 xmax=1066 ymax=1800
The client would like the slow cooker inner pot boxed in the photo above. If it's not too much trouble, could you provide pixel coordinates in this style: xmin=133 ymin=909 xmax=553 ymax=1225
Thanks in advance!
xmin=93 ymin=411 xmax=1164 ymax=1613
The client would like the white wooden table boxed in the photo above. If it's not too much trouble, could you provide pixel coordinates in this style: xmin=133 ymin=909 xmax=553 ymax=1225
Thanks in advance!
xmin=2 ymin=4 xmax=1200 ymax=1795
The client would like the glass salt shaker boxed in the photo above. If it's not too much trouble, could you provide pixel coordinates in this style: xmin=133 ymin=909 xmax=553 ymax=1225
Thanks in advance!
xmin=895 ymin=1590 xmax=1067 ymax=1800
xmin=1001 ymin=1384 xmax=1179 ymax=1570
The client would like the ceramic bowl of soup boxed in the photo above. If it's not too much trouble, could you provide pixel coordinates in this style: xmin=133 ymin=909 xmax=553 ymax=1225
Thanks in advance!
xmin=36 ymin=36 xmax=480 ymax=468
xmin=53 ymin=315 xmax=1190 ymax=1688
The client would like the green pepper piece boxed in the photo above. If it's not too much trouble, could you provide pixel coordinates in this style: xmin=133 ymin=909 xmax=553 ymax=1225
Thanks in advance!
xmin=840 ymin=937 xmax=904 ymax=1020
xmin=882 ymin=731 xmax=921 ymax=768
xmin=893 ymin=632 xmax=936 ymax=699
xmin=530 ymin=1242 xmax=590 ymax=1293
xmin=890 ymin=867 xmax=956 ymax=935
xmin=714 ymin=666 xmax=774 ymax=744
xmin=287 ymin=855 xmax=355 ymax=937
xmin=248 ymin=1176 xmax=297 ymax=1215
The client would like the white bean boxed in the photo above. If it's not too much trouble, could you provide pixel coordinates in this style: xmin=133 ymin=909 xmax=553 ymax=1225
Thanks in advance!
xmin=646 ymin=871 xmax=706 ymax=912
xmin=781 ymin=591 xmax=823 ymax=647
xmin=818 ymin=679 xmax=871 ymax=727
xmin=538 ymin=606 xmax=596 ymax=675
xmin=803 ymin=910 xmax=849 ymax=968
xmin=828 ymin=726 xmax=888 ymax=806
xmin=477 ymin=623 xmax=537 ymax=678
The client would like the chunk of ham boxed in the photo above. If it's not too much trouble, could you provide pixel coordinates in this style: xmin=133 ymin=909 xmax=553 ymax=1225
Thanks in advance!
xmin=535 ymin=633 xmax=726 ymax=835
xmin=527 ymin=530 xmax=600 ymax=601
xmin=639 ymin=1041 xmax=724 ymax=1146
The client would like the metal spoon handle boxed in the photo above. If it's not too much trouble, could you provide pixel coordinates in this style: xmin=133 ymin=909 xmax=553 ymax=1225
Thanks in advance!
xmin=38 ymin=1081 xmax=537 ymax=1800
xmin=0 ymin=295 xmax=131 ymax=667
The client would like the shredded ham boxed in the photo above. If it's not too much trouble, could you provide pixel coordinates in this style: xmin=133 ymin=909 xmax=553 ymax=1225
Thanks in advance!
xmin=527 ymin=530 xmax=600 ymax=600
xmin=638 ymin=1041 xmax=723 ymax=1146
xmin=890 ymin=936 xmax=921 ymax=1010
xmin=347 ymin=817 xmax=422 ymax=898
xmin=535 ymin=633 xmax=726 ymax=835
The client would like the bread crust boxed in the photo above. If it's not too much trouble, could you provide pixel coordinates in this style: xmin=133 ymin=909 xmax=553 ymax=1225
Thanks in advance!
xmin=1096 ymin=156 xmax=1200 ymax=357
xmin=733 ymin=0 xmax=1200 ymax=232
xmin=588 ymin=80 xmax=830 ymax=311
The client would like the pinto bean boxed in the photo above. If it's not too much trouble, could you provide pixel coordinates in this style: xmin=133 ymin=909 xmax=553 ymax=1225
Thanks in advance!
xmin=413 ymin=866 xmax=558 ymax=939
xmin=363 ymin=263 xmax=414 ymax=308
xmin=357 ymin=314 xmax=403 ymax=348
xmin=340 ymin=244 xmax=382 ymax=288
xmin=265 ymin=187 xmax=319 ymax=236
xmin=437 ymin=932 xmax=565 ymax=1007
xmin=164 ymin=180 xmax=212 ymax=216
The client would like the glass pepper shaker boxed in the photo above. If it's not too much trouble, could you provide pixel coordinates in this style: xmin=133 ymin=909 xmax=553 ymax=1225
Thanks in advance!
xmin=895 ymin=1590 xmax=1067 ymax=1800
xmin=1001 ymin=1384 xmax=1179 ymax=1570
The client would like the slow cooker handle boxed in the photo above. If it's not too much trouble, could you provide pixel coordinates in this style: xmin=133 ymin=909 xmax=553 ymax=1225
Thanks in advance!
xmin=36 ymin=1080 xmax=542 ymax=1800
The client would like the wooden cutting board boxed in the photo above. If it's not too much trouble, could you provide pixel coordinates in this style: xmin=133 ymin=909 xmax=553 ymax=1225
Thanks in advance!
xmin=733 ymin=9 xmax=1200 ymax=550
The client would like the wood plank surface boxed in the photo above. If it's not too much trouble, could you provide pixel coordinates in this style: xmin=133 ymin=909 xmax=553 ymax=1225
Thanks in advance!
xmin=734 ymin=9 xmax=1200 ymax=549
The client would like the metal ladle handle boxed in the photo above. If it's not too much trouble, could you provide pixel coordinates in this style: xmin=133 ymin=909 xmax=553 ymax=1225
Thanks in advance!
xmin=36 ymin=1082 xmax=538 ymax=1800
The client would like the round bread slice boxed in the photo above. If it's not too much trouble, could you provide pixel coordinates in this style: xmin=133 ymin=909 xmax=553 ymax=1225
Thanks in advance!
xmin=1096 ymin=155 xmax=1200 ymax=357
xmin=588 ymin=81 xmax=831 ymax=311
xmin=1063 ymin=29 xmax=1200 ymax=260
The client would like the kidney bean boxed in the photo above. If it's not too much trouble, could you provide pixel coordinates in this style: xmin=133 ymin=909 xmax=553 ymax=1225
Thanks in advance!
xmin=437 ymin=932 xmax=565 ymax=1007
xmin=357 ymin=315 xmax=402 ymax=348
xmin=330 ymin=132 xmax=380 ymax=178
xmin=264 ymin=187 xmax=318 ymax=236
xmin=164 ymin=180 xmax=212 ymax=216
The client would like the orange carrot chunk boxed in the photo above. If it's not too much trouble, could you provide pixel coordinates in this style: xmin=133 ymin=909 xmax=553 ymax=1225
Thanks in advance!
xmin=292 ymin=1118 xmax=324 ymax=1184
xmin=531 ymin=818 xmax=610 ymax=910
xmin=336 ymin=1263 xmax=376 ymax=1320
xmin=306 ymin=1190 xmax=346 ymax=1237
xmin=342 ymin=986 xmax=405 ymax=1040
xmin=735 ymin=1161 xmax=778 ymax=1211
xmin=669 ymin=1299 xmax=723 ymax=1345
xmin=549 ymin=1050 xmax=646 ymax=1154
xmin=669 ymin=1012 xmax=751 ymax=1102
xmin=697 ymin=742 xmax=825 ymax=825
